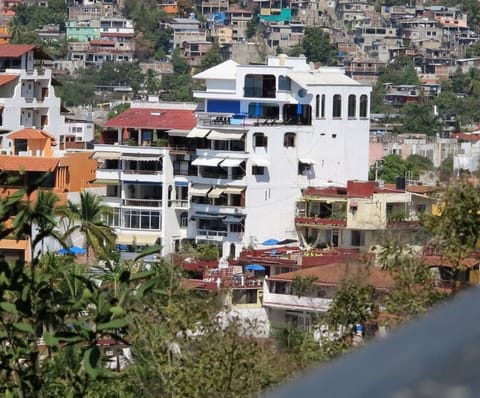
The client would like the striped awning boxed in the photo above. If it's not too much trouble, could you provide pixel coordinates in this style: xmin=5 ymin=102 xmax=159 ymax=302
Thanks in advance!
xmin=187 ymin=127 xmax=211 ymax=138
xmin=220 ymin=158 xmax=244 ymax=167
xmin=93 ymin=151 xmax=121 ymax=160
xmin=208 ymin=187 xmax=225 ymax=198
xmin=189 ymin=184 xmax=211 ymax=197
xmin=191 ymin=157 xmax=223 ymax=167
xmin=207 ymin=130 xmax=245 ymax=141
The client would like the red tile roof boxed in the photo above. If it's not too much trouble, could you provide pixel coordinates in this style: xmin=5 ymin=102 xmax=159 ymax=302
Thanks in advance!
xmin=90 ymin=40 xmax=115 ymax=46
xmin=0 ymin=44 xmax=36 ymax=57
xmin=269 ymin=262 xmax=394 ymax=290
xmin=0 ymin=155 xmax=59 ymax=171
xmin=0 ymin=74 xmax=17 ymax=86
xmin=7 ymin=128 xmax=56 ymax=141
xmin=451 ymin=132 xmax=480 ymax=142
xmin=103 ymin=108 xmax=197 ymax=131
xmin=0 ymin=44 xmax=51 ymax=60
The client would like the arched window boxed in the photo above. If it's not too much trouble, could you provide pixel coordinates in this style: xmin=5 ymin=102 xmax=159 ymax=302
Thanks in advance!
xmin=333 ymin=94 xmax=342 ymax=118
xmin=284 ymin=132 xmax=296 ymax=147
xmin=360 ymin=94 xmax=368 ymax=118
xmin=253 ymin=132 xmax=268 ymax=148
xmin=348 ymin=94 xmax=356 ymax=118
xmin=321 ymin=94 xmax=325 ymax=118
xmin=315 ymin=94 xmax=320 ymax=118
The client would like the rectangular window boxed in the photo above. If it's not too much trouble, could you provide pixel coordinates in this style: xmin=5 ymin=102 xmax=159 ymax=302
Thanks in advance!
xmin=252 ymin=166 xmax=265 ymax=175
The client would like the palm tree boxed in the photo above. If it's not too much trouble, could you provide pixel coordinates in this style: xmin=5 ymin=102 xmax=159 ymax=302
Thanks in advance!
xmin=62 ymin=191 xmax=116 ymax=261
xmin=143 ymin=68 xmax=161 ymax=95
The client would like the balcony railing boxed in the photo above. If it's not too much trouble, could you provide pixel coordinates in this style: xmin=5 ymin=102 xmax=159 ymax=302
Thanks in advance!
xmin=295 ymin=216 xmax=347 ymax=227
xmin=196 ymin=229 xmax=228 ymax=241
xmin=169 ymin=199 xmax=189 ymax=208
xmin=122 ymin=198 xmax=162 ymax=207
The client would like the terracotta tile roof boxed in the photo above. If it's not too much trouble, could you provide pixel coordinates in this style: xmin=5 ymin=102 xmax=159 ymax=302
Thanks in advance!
xmin=0 ymin=44 xmax=36 ymax=57
xmin=103 ymin=108 xmax=197 ymax=131
xmin=0 ymin=74 xmax=17 ymax=86
xmin=0 ymin=155 xmax=59 ymax=171
xmin=451 ymin=132 xmax=480 ymax=142
xmin=423 ymin=255 xmax=479 ymax=269
xmin=269 ymin=262 xmax=394 ymax=290
xmin=90 ymin=40 xmax=115 ymax=46
xmin=407 ymin=185 xmax=440 ymax=194
xmin=7 ymin=128 xmax=56 ymax=141
xmin=0 ymin=44 xmax=52 ymax=60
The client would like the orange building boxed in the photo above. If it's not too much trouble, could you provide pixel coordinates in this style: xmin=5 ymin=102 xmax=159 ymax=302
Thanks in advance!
xmin=0 ymin=128 xmax=97 ymax=262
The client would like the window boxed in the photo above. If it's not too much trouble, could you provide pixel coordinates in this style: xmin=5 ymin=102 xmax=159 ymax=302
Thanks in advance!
xmin=333 ymin=94 xmax=342 ymax=118
xmin=232 ymin=289 xmax=257 ymax=304
xmin=284 ymin=132 xmax=296 ymax=147
xmin=278 ymin=75 xmax=291 ymax=91
xmin=298 ymin=161 xmax=312 ymax=174
xmin=253 ymin=132 xmax=267 ymax=148
xmin=244 ymin=74 xmax=276 ymax=98
xmin=230 ymin=223 xmax=243 ymax=233
xmin=360 ymin=94 xmax=368 ymax=117
xmin=321 ymin=94 xmax=325 ymax=118
xmin=252 ymin=166 xmax=265 ymax=175
xmin=351 ymin=230 xmax=365 ymax=246
xmin=315 ymin=94 xmax=320 ymax=118
xmin=248 ymin=103 xmax=279 ymax=119
xmin=348 ymin=94 xmax=356 ymax=118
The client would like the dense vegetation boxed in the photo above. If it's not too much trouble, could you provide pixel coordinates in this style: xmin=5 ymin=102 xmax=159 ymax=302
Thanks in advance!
xmin=1 ymin=173 xmax=477 ymax=396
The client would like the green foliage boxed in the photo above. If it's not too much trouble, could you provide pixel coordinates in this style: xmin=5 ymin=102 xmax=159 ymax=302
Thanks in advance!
xmin=291 ymin=275 xmax=318 ymax=297
xmin=200 ymin=43 xmax=224 ymax=71
xmin=108 ymin=103 xmax=131 ymax=120
xmin=378 ymin=241 xmax=447 ymax=324
xmin=369 ymin=154 xmax=407 ymax=183
xmin=171 ymin=48 xmax=191 ymax=75
xmin=396 ymin=103 xmax=442 ymax=136
xmin=405 ymin=154 xmax=433 ymax=179
xmin=422 ymin=178 xmax=480 ymax=268
xmin=0 ymin=177 xmax=158 ymax=397
xmin=299 ymin=28 xmax=337 ymax=65
xmin=326 ymin=278 xmax=378 ymax=330
xmin=61 ymin=191 xmax=116 ymax=261
xmin=246 ymin=14 xmax=263 ymax=38
xmin=160 ymin=74 xmax=195 ymax=102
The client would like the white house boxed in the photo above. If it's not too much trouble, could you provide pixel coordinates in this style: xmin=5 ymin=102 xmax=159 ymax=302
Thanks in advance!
xmin=0 ymin=44 xmax=68 ymax=150
xmin=189 ymin=55 xmax=372 ymax=259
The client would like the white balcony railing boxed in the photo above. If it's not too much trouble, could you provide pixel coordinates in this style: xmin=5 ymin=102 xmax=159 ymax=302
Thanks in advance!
xmin=262 ymin=291 xmax=332 ymax=313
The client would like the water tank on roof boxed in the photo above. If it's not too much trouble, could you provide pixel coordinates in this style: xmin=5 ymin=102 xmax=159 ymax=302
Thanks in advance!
xmin=396 ymin=176 xmax=406 ymax=190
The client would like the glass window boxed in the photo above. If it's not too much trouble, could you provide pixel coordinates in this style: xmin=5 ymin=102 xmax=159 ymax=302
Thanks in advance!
xmin=278 ymin=75 xmax=291 ymax=90
xmin=244 ymin=74 xmax=276 ymax=98
xmin=348 ymin=94 xmax=356 ymax=118
xmin=360 ymin=94 xmax=368 ymax=117
xmin=321 ymin=94 xmax=325 ymax=118
xmin=252 ymin=166 xmax=265 ymax=175
xmin=284 ymin=132 xmax=296 ymax=147
xmin=333 ymin=94 xmax=342 ymax=118
xmin=253 ymin=132 xmax=267 ymax=148
xmin=315 ymin=94 xmax=320 ymax=118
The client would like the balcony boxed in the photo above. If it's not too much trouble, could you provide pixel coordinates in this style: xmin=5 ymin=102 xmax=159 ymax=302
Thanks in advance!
xmin=96 ymin=169 xmax=121 ymax=181
xmin=121 ymin=170 xmax=163 ymax=183
xmin=122 ymin=198 xmax=162 ymax=208
xmin=262 ymin=290 xmax=332 ymax=312
xmin=295 ymin=216 xmax=347 ymax=227
xmin=196 ymin=229 xmax=228 ymax=242
xmin=169 ymin=199 xmax=189 ymax=208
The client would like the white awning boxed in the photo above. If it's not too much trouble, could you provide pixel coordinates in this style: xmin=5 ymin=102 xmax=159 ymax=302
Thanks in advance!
xmin=208 ymin=187 xmax=225 ymax=198
xmin=93 ymin=152 xmax=120 ymax=160
xmin=250 ymin=158 xmax=270 ymax=167
xmin=223 ymin=215 xmax=245 ymax=223
xmin=189 ymin=184 xmax=211 ymax=196
xmin=220 ymin=158 xmax=244 ymax=167
xmin=224 ymin=186 xmax=245 ymax=195
xmin=207 ymin=130 xmax=245 ymax=141
xmin=187 ymin=127 xmax=211 ymax=138
xmin=121 ymin=154 xmax=162 ymax=161
xmin=299 ymin=158 xmax=316 ymax=165
xmin=191 ymin=157 xmax=223 ymax=167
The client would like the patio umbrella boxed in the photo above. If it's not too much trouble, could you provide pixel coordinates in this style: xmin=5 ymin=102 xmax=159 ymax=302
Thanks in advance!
xmin=57 ymin=248 xmax=71 ymax=255
xmin=245 ymin=264 xmax=266 ymax=271
xmin=255 ymin=102 xmax=261 ymax=117
xmin=297 ymin=103 xmax=303 ymax=115
xmin=262 ymin=238 xmax=280 ymax=246
xmin=277 ymin=239 xmax=298 ymax=245
xmin=69 ymin=246 xmax=87 ymax=254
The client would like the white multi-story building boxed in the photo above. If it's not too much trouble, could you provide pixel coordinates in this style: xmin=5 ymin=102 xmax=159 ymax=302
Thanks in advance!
xmin=189 ymin=55 xmax=372 ymax=258
xmin=0 ymin=44 xmax=69 ymax=149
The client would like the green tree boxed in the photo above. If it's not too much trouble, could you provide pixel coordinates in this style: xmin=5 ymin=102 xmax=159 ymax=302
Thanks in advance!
xmin=143 ymin=68 xmax=162 ymax=94
xmin=422 ymin=178 xmax=480 ymax=269
xmin=396 ymin=103 xmax=443 ymax=136
xmin=300 ymin=27 xmax=337 ymax=65
xmin=62 ymin=191 xmax=116 ymax=261
xmin=200 ymin=43 xmax=224 ymax=71
xmin=171 ymin=48 xmax=191 ymax=75
xmin=406 ymin=154 xmax=433 ymax=179
xmin=369 ymin=154 xmax=408 ymax=183
xmin=378 ymin=241 xmax=447 ymax=324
